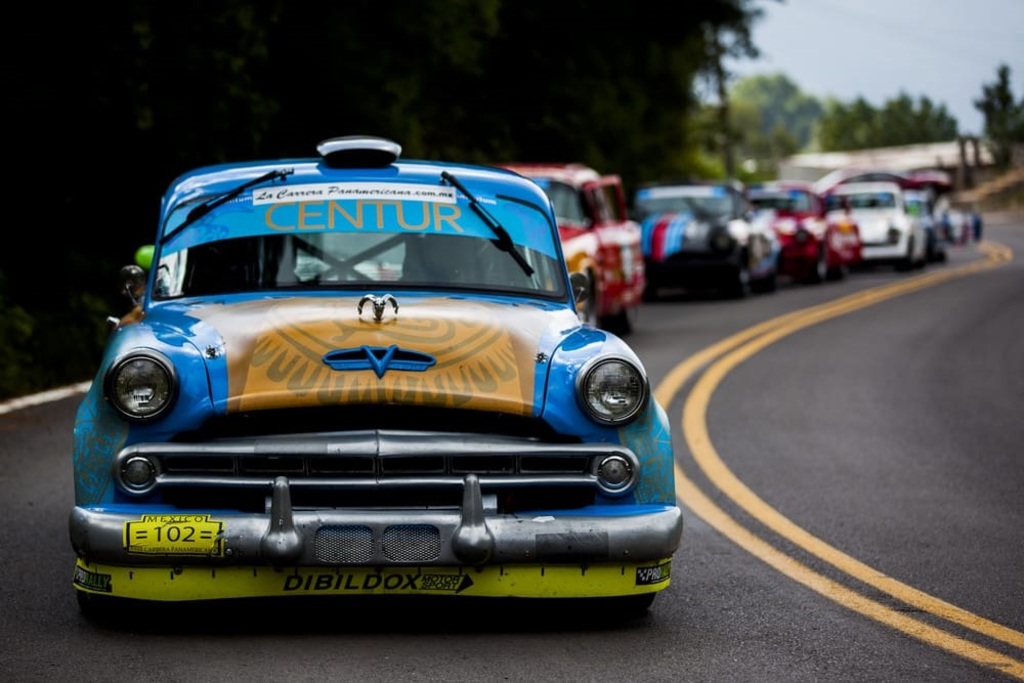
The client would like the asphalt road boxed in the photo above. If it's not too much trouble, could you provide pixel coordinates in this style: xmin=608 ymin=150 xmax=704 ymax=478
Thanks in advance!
xmin=1 ymin=215 xmax=1021 ymax=682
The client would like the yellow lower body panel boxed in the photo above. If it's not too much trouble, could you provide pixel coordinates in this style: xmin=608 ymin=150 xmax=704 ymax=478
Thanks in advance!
xmin=74 ymin=557 xmax=672 ymax=601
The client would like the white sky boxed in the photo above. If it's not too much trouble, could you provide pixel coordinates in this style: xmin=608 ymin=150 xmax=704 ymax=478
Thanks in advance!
xmin=726 ymin=0 xmax=1024 ymax=136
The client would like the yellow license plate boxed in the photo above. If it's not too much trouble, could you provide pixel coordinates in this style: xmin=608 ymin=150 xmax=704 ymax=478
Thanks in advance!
xmin=124 ymin=514 xmax=224 ymax=556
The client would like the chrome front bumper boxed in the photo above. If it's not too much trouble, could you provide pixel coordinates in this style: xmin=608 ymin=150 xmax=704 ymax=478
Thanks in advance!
xmin=70 ymin=473 xmax=683 ymax=568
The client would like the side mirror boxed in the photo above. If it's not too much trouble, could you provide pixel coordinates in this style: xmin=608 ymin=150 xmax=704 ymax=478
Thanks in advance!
xmin=569 ymin=271 xmax=590 ymax=304
xmin=120 ymin=264 xmax=147 ymax=307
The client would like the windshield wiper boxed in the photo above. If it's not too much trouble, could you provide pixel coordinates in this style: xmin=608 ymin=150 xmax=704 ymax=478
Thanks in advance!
xmin=162 ymin=168 xmax=295 ymax=242
xmin=440 ymin=171 xmax=534 ymax=277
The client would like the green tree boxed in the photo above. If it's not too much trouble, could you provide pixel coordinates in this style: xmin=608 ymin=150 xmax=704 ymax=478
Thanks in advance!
xmin=974 ymin=64 xmax=1024 ymax=169
xmin=727 ymin=73 xmax=821 ymax=177
xmin=817 ymin=93 xmax=956 ymax=151
xmin=876 ymin=93 xmax=957 ymax=147
xmin=696 ymin=1 xmax=775 ymax=178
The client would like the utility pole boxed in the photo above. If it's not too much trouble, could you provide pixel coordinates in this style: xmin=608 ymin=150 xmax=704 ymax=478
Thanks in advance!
xmin=709 ymin=28 xmax=736 ymax=178
xmin=957 ymin=135 xmax=975 ymax=191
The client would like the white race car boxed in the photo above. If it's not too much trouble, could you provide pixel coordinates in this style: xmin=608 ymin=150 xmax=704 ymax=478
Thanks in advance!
xmin=824 ymin=181 xmax=926 ymax=271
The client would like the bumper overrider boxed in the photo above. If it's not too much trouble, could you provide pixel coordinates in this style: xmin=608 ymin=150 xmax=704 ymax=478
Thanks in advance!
xmin=71 ymin=471 xmax=682 ymax=601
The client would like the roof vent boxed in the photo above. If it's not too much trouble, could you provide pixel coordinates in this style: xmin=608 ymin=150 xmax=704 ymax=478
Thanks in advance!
xmin=317 ymin=136 xmax=402 ymax=168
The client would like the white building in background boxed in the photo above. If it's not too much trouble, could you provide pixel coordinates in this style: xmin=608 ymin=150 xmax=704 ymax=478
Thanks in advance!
xmin=778 ymin=138 xmax=993 ymax=190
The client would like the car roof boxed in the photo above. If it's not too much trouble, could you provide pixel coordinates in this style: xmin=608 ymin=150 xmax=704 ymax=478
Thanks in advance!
xmin=748 ymin=180 xmax=815 ymax=194
xmin=160 ymin=158 xmax=553 ymax=229
xmin=826 ymin=180 xmax=903 ymax=195
xmin=499 ymin=163 xmax=602 ymax=187
xmin=636 ymin=178 xmax=742 ymax=192
xmin=814 ymin=168 xmax=953 ymax=196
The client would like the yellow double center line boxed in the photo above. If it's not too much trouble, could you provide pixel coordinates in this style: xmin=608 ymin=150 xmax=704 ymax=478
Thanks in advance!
xmin=654 ymin=242 xmax=1024 ymax=680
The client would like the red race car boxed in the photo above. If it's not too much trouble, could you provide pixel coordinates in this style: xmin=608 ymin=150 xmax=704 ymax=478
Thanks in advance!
xmin=499 ymin=163 xmax=645 ymax=335
xmin=748 ymin=180 xmax=862 ymax=283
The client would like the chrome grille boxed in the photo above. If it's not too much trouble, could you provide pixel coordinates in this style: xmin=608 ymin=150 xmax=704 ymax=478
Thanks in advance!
xmin=115 ymin=430 xmax=640 ymax=512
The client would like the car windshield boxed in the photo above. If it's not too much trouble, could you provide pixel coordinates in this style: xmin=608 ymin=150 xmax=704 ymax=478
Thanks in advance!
xmin=904 ymin=194 xmax=930 ymax=216
xmin=531 ymin=179 xmax=588 ymax=224
xmin=749 ymin=190 xmax=812 ymax=213
xmin=633 ymin=185 xmax=732 ymax=221
xmin=828 ymin=191 xmax=897 ymax=211
xmin=151 ymin=182 xmax=567 ymax=300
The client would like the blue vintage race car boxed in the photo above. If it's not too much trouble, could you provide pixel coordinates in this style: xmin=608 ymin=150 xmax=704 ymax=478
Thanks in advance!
xmin=70 ymin=136 xmax=683 ymax=615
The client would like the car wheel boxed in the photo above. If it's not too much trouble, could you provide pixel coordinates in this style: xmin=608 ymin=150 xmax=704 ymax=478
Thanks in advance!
xmin=76 ymin=591 xmax=130 ymax=620
xmin=601 ymin=592 xmax=657 ymax=617
xmin=825 ymin=261 xmax=847 ymax=281
xmin=751 ymin=270 xmax=777 ymax=294
xmin=642 ymin=277 xmax=659 ymax=302
xmin=577 ymin=272 xmax=599 ymax=327
xmin=895 ymin=237 xmax=916 ymax=272
xmin=601 ymin=305 xmax=637 ymax=337
xmin=723 ymin=255 xmax=751 ymax=299
xmin=806 ymin=247 xmax=827 ymax=284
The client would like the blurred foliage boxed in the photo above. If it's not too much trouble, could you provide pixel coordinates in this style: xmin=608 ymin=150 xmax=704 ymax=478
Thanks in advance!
xmin=724 ymin=73 xmax=823 ymax=179
xmin=974 ymin=64 xmax=1024 ymax=169
xmin=0 ymin=289 xmax=35 ymax=400
xmin=817 ymin=93 xmax=958 ymax=151
xmin=720 ymin=70 xmax=1024 ymax=179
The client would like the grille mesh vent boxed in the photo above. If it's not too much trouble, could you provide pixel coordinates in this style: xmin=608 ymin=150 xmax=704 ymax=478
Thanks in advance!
xmin=314 ymin=525 xmax=373 ymax=563
xmin=383 ymin=524 xmax=441 ymax=562
xmin=313 ymin=524 xmax=442 ymax=563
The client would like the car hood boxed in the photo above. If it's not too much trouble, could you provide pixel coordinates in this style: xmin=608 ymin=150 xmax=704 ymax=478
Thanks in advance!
xmin=161 ymin=295 xmax=575 ymax=417
xmin=754 ymin=211 xmax=821 ymax=235
xmin=832 ymin=209 xmax=902 ymax=238
xmin=641 ymin=211 xmax=752 ymax=259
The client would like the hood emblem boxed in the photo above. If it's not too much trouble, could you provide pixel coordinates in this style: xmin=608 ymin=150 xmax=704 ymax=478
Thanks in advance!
xmin=358 ymin=293 xmax=399 ymax=322
xmin=323 ymin=345 xmax=436 ymax=378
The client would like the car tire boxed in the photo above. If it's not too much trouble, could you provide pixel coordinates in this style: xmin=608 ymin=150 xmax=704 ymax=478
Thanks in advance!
xmin=600 ymin=592 xmax=657 ymax=617
xmin=895 ymin=237 xmax=916 ymax=272
xmin=723 ymin=255 xmax=751 ymax=299
xmin=76 ymin=591 xmax=132 ymax=620
xmin=577 ymin=272 xmax=599 ymax=327
xmin=751 ymin=270 xmax=777 ymax=294
xmin=602 ymin=304 xmax=637 ymax=337
xmin=806 ymin=247 xmax=827 ymax=284
xmin=825 ymin=261 xmax=847 ymax=281
xmin=642 ymin=277 xmax=660 ymax=302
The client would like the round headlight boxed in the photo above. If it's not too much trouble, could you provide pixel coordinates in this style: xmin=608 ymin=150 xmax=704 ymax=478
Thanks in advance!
xmin=576 ymin=357 xmax=649 ymax=425
xmin=105 ymin=351 xmax=177 ymax=420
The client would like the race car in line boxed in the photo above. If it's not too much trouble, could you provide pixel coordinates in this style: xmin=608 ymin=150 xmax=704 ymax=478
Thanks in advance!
xmin=632 ymin=180 xmax=779 ymax=299
xmin=69 ymin=135 xmax=682 ymax=618
xmin=747 ymin=180 xmax=862 ymax=283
